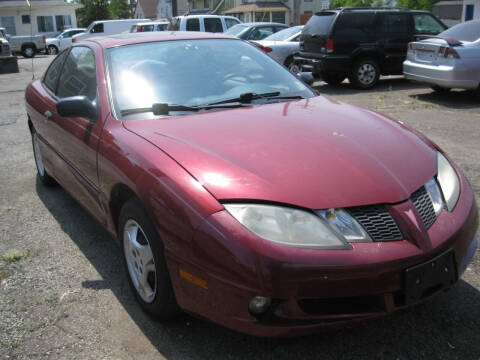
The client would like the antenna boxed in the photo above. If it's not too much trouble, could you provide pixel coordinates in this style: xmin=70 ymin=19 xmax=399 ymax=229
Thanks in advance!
xmin=26 ymin=0 xmax=34 ymax=79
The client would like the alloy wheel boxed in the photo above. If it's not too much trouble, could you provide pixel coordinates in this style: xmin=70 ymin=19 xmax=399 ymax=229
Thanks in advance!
xmin=357 ymin=63 xmax=377 ymax=86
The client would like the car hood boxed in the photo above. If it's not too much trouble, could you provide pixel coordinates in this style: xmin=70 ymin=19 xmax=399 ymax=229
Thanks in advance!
xmin=124 ymin=96 xmax=436 ymax=209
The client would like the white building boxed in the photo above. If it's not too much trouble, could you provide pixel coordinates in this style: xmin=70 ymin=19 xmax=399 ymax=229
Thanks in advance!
xmin=0 ymin=0 xmax=82 ymax=37
xmin=462 ymin=0 xmax=479 ymax=20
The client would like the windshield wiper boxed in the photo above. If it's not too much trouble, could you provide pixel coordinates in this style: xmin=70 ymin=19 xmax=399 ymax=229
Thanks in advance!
xmin=120 ymin=102 xmax=246 ymax=116
xmin=208 ymin=92 xmax=306 ymax=105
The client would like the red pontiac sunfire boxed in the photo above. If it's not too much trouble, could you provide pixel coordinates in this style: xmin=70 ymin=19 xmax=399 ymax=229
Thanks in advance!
xmin=25 ymin=32 xmax=478 ymax=337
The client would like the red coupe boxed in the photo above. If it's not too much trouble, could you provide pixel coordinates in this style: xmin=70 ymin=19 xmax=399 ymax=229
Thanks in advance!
xmin=25 ymin=32 xmax=478 ymax=337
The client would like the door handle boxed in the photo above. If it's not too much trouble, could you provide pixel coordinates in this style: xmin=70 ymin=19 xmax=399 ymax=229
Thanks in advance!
xmin=44 ymin=110 xmax=52 ymax=120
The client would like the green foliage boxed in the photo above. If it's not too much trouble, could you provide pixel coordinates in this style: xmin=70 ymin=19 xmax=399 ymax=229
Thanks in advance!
xmin=330 ymin=0 xmax=374 ymax=8
xmin=110 ymin=0 xmax=132 ymax=19
xmin=396 ymin=0 xmax=439 ymax=10
xmin=76 ymin=0 xmax=112 ymax=28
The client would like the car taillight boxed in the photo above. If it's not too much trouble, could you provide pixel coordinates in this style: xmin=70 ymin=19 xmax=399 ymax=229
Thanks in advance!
xmin=258 ymin=45 xmax=272 ymax=53
xmin=137 ymin=25 xmax=142 ymax=32
xmin=408 ymin=43 xmax=414 ymax=51
xmin=445 ymin=47 xmax=460 ymax=59
xmin=72 ymin=37 xmax=76 ymax=43
xmin=326 ymin=39 xmax=334 ymax=53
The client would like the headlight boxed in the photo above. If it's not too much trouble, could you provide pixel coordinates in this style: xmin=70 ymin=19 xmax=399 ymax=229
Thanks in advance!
xmin=316 ymin=208 xmax=372 ymax=242
xmin=425 ymin=177 xmax=444 ymax=216
xmin=436 ymin=152 xmax=460 ymax=212
xmin=224 ymin=204 xmax=351 ymax=249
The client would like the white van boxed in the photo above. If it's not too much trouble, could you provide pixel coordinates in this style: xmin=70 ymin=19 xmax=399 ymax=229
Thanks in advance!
xmin=167 ymin=15 xmax=242 ymax=33
xmin=72 ymin=19 xmax=150 ymax=43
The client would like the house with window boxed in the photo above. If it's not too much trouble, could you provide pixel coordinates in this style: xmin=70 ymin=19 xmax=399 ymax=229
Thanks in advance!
xmin=0 ymin=0 xmax=82 ymax=37
xmin=134 ymin=0 xmax=188 ymax=19
xmin=187 ymin=0 xmax=329 ymax=25
xmin=462 ymin=0 xmax=479 ymax=20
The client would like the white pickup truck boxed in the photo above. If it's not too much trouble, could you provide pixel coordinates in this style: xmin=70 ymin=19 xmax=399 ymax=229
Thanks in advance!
xmin=0 ymin=27 xmax=46 ymax=58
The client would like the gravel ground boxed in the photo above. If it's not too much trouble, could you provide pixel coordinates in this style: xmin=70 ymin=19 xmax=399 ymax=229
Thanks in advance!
xmin=0 ymin=56 xmax=479 ymax=360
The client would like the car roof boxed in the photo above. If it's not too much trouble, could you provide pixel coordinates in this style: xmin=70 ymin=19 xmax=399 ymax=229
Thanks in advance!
xmin=242 ymin=22 xmax=288 ymax=26
xmin=318 ymin=7 xmax=432 ymax=13
xmin=137 ymin=21 xmax=169 ymax=25
xmin=81 ymin=31 xmax=237 ymax=48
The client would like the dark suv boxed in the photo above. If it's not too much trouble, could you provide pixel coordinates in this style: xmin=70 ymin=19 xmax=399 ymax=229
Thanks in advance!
xmin=294 ymin=8 xmax=447 ymax=88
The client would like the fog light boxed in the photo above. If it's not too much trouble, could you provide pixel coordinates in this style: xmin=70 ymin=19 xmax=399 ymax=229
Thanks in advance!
xmin=248 ymin=296 xmax=271 ymax=316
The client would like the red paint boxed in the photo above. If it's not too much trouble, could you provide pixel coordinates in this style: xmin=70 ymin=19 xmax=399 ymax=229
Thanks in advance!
xmin=25 ymin=32 xmax=478 ymax=337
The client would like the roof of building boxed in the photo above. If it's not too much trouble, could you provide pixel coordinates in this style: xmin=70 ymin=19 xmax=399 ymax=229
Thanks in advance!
xmin=224 ymin=2 xmax=290 ymax=14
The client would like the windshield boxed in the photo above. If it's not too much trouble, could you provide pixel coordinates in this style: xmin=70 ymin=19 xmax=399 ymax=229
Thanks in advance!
xmin=264 ymin=26 xmax=302 ymax=41
xmin=224 ymin=24 xmax=249 ymax=37
xmin=439 ymin=20 xmax=480 ymax=42
xmin=107 ymin=39 xmax=314 ymax=119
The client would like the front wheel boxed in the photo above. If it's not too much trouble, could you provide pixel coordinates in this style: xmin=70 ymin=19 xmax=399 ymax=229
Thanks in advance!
xmin=349 ymin=58 xmax=380 ymax=89
xmin=31 ymin=130 xmax=56 ymax=186
xmin=120 ymin=198 xmax=179 ymax=320
xmin=22 ymin=45 xmax=36 ymax=58
xmin=47 ymin=45 xmax=58 ymax=55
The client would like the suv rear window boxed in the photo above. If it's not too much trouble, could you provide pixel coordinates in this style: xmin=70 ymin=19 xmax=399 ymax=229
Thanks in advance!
xmin=303 ymin=12 xmax=336 ymax=35
xmin=333 ymin=12 xmax=376 ymax=41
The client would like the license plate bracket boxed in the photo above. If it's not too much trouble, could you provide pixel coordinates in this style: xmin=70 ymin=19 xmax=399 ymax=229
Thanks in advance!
xmin=404 ymin=249 xmax=457 ymax=305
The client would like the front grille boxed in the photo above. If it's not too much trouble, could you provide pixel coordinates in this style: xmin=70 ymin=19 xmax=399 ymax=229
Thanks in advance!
xmin=411 ymin=186 xmax=437 ymax=229
xmin=348 ymin=205 xmax=403 ymax=241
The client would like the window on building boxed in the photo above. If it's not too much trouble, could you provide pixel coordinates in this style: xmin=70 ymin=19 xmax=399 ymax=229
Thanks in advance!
xmin=55 ymin=15 xmax=72 ymax=32
xmin=37 ymin=16 xmax=54 ymax=33
xmin=304 ymin=0 xmax=313 ymax=2
xmin=0 ymin=16 xmax=16 ymax=35
xmin=192 ymin=0 xmax=197 ymax=10
xmin=22 ymin=15 xmax=31 ymax=24
xmin=204 ymin=17 xmax=223 ymax=32
xmin=255 ymin=12 xmax=270 ymax=22
xmin=203 ymin=0 xmax=209 ymax=9
xmin=272 ymin=11 xmax=285 ymax=23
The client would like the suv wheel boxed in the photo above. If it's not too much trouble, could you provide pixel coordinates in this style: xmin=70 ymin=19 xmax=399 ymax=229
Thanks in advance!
xmin=321 ymin=72 xmax=346 ymax=86
xmin=284 ymin=57 xmax=301 ymax=75
xmin=349 ymin=58 xmax=379 ymax=89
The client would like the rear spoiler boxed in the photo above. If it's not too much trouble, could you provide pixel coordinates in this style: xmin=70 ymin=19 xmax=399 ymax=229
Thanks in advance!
xmin=415 ymin=35 xmax=462 ymax=46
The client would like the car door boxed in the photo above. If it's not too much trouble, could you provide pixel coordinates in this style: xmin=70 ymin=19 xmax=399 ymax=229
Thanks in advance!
xmin=379 ymin=12 xmax=413 ymax=74
xmin=45 ymin=45 xmax=106 ymax=222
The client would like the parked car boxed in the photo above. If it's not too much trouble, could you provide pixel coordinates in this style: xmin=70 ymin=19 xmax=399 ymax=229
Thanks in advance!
xmin=294 ymin=8 xmax=447 ymax=88
xmin=251 ymin=25 xmax=303 ymax=73
xmin=72 ymin=19 xmax=149 ymax=43
xmin=403 ymin=19 xmax=480 ymax=94
xmin=0 ymin=27 xmax=46 ymax=58
xmin=225 ymin=22 xmax=289 ymax=41
xmin=0 ymin=28 xmax=18 ymax=74
xmin=167 ymin=15 xmax=241 ymax=33
xmin=129 ymin=21 xmax=169 ymax=33
xmin=46 ymin=28 xmax=86 ymax=55
xmin=25 ymin=32 xmax=478 ymax=337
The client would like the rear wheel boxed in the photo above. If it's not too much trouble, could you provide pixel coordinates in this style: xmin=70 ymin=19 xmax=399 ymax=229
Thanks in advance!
xmin=120 ymin=198 xmax=179 ymax=320
xmin=284 ymin=57 xmax=301 ymax=75
xmin=22 ymin=44 xmax=36 ymax=58
xmin=47 ymin=45 xmax=58 ymax=55
xmin=31 ymin=130 xmax=56 ymax=186
xmin=431 ymin=85 xmax=450 ymax=93
xmin=349 ymin=58 xmax=380 ymax=89
xmin=321 ymin=72 xmax=346 ymax=86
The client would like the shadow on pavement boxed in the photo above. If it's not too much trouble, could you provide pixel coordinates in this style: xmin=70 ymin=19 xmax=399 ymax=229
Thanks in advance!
xmin=36 ymin=177 xmax=480 ymax=360
xmin=314 ymin=76 xmax=426 ymax=96
xmin=410 ymin=90 xmax=480 ymax=110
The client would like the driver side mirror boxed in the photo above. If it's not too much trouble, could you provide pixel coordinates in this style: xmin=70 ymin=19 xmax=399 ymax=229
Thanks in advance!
xmin=298 ymin=72 xmax=314 ymax=86
xmin=56 ymin=96 xmax=97 ymax=122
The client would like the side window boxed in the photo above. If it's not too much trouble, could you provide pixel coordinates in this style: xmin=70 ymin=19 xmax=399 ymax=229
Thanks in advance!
xmin=186 ymin=18 xmax=200 ymax=31
xmin=204 ymin=18 xmax=223 ymax=33
xmin=382 ymin=14 xmax=411 ymax=36
xmin=43 ymin=50 xmax=68 ymax=92
xmin=334 ymin=12 xmax=376 ymax=41
xmin=225 ymin=18 xmax=239 ymax=29
xmin=56 ymin=47 xmax=97 ymax=101
xmin=91 ymin=23 xmax=104 ymax=33
xmin=413 ymin=14 xmax=445 ymax=35
xmin=291 ymin=34 xmax=300 ymax=42
xmin=249 ymin=26 xmax=274 ymax=40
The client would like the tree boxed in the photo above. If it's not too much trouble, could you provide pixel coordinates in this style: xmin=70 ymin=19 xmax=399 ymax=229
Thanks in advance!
xmin=396 ymin=0 xmax=439 ymax=10
xmin=76 ymin=0 xmax=111 ymax=28
xmin=330 ymin=0 xmax=374 ymax=9
xmin=110 ymin=0 xmax=132 ymax=19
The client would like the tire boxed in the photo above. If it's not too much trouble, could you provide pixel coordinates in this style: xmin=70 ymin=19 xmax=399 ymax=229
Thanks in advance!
xmin=321 ymin=72 xmax=346 ymax=86
xmin=31 ymin=130 xmax=56 ymax=186
xmin=119 ymin=198 xmax=179 ymax=320
xmin=47 ymin=45 xmax=58 ymax=55
xmin=284 ymin=56 xmax=301 ymax=75
xmin=431 ymin=85 xmax=450 ymax=93
xmin=22 ymin=44 xmax=36 ymax=58
xmin=349 ymin=58 xmax=380 ymax=89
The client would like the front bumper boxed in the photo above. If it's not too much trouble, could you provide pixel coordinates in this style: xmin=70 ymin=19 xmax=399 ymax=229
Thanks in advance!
xmin=167 ymin=174 xmax=478 ymax=337
xmin=403 ymin=60 xmax=479 ymax=90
